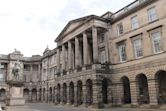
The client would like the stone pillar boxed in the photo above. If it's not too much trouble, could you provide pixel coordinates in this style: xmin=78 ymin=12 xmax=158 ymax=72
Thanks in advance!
xmin=130 ymin=81 xmax=138 ymax=106
xmin=92 ymin=26 xmax=99 ymax=63
xmin=62 ymin=45 xmax=66 ymax=72
xmin=105 ymin=31 xmax=109 ymax=62
xmin=74 ymin=84 xmax=78 ymax=106
xmin=148 ymin=79 xmax=158 ymax=106
xmin=82 ymin=83 xmax=87 ymax=106
xmin=29 ymin=90 xmax=32 ymax=102
xmin=83 ymin=32 xmax=88 ymax=66
xmin=68 ymin=41 xmax=72 ymax=70
xmin=54 ymin=87 xmax=58 ymax=104
xmin=38 ymin=64 xmax=41 ymax=81
xmin=75 ymin=37 xmax=80 ymax=68
xmin=60 ymin=86 xmax=63 ymax=104
xmin=56 ymin=48 xmax=60 ymax=73
xmin=67 ymin=84 xmax=70 ymax=104
xmin=30 ymin=65 xmax=33 ymax=82
xmin=41 ymin=89 xmax=43 ymax=102
xmin=92 ymin=80 xmax=104 ymax=108
xmin=37 ymin=90 xmax=39 ymax=102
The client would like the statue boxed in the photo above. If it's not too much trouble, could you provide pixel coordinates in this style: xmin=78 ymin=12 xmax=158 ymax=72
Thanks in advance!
xmin=12 ymin=61 xmax=21 ymax=81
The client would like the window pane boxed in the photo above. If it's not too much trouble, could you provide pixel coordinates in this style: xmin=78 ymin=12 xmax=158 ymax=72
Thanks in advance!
xmin=117 ymin=23 xmax=123 ymax=36
xmin=148 ymin=8 xmax=157 ymax=22
xmin=152 ymin=31 xmax=162 ymax=53
xmin=131 ymin=16 xmax=139 ymax=29
xmin=119 ymin=45 xmax=126 ymax=62
xmin=134 ymin=39 xmax=143 ymax=58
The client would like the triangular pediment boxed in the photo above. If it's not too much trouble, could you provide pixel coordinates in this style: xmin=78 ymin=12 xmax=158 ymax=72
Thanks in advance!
xmin=55 ymin=15 xmax=94 ymax=42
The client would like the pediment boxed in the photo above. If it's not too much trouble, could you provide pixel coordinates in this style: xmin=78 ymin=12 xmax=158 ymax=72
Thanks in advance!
xmin=55 ymin=15 xmax=93 ymax=42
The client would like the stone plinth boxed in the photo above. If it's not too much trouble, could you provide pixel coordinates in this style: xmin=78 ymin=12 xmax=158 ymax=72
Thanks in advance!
xmin=6 ymin=81 xmax=25 ymax=106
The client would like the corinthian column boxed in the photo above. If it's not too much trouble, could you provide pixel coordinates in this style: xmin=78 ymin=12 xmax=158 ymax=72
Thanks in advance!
xmin=62 ymin=45 xmax=66 ymax=71
xmin=75 ymin=37 xmax=80 ymax=68
xmin=68 ymin=41 xmax=72 ymax=70
xmin=92 ymin=26 xmax=99 ymax=63
xmin=56 ymin=48 xmax=60 ymax=73
xmin=83 ymin=32 xmax=88 ymax=66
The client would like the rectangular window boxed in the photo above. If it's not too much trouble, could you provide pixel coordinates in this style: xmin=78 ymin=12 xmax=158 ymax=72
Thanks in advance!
xmin=0 ymin=74 xmax=3 ymax=81
xmin=151 ymin=31 xmax=163 ymax=53
xmin=117 ymin=23 xmax=123 ymax=36
xmin=118 ymin=44 xmax=127 ymax=62
xmin=133 ymin=39 xmax=143 ymax=58
xmin=99 ymin=50 xmax=106 ymax=64
xmin=148 ymin=7 xmax=157 ymax=22
xmin=131 ymin=16 xmax=139 ymax=30
xmin=99 ymin=33 xmax=105 ymax=43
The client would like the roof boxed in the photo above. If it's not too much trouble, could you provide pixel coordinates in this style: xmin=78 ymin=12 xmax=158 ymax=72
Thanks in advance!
xmin=55 ymin=15 xmax=107 ymax=42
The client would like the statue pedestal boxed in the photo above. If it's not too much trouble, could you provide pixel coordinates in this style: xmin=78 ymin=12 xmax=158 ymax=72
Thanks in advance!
xmin=6 ymin=81 xmax=25 ymax=106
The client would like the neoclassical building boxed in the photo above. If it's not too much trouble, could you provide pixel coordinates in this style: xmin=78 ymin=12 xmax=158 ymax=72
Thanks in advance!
xmin=0 ymin=0 xmax=166 ymax=109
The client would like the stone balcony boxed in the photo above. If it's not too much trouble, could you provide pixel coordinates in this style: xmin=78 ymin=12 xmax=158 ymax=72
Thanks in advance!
xmin=56 ymin=63 xmax=111 ymax=78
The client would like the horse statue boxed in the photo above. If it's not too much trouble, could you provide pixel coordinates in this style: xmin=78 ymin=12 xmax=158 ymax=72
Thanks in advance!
xmin=12 ymin=61 xmax=21 ymax=80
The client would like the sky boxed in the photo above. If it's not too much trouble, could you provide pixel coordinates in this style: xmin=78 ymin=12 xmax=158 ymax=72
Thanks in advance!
xmin=0 ymin=0 xmax=135 ymax=57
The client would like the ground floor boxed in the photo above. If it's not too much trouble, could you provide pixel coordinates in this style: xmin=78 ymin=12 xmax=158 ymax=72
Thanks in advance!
xmin=22 ymin=66 xmax=166 ymax=109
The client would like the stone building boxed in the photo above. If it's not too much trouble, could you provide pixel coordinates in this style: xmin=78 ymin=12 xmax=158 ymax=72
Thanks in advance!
xmin=0 ymin=0 xmax=166 ymax=109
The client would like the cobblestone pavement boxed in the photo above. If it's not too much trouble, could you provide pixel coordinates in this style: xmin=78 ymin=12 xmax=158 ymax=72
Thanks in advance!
xmin=4 ymin=103 xmax=166 ymax=111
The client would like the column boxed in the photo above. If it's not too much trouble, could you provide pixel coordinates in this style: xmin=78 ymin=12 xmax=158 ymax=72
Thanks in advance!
xmin=29 ymin=90 xmax=32 ymax=102
xmin=62 ymin=45 xmax=66 ymax=72
xmin=105 ymin=31 xmax=109 ymax=62
xmin=67 ymin=84 xmax=70 ymax=104
xmin=38 ymin=64 xmax=41 ymax=81
xmin=74 ymin=84 xmax=78 ymax=106
xmin=54 ymin=87 xmax=58 ymax=104
xmin=92 ymin=79 xmax=104 ymax=108
xmin=82 ymin=83 xmax=87 ymax=106
xmin=75 ymin=37 xmax=80 ymax=68
xmin=92 ymin=26 xmax=99 ymax=63
xmin=56 ymin=48 xmax=60 ymax=73
xmin=30 ymin=65 xmax=33 ymax=82
xmin=37 ymin=90 xmax=39 ymax=102
xmin=83 ymin=32 xmax=88 ymax=66
xmin=130 ymin=81 xmax=138 ymax=106
xmin=68 ymin=41 xmax=72 ymax=70
xmin=148 ymin=79 xmax=158 ymax=106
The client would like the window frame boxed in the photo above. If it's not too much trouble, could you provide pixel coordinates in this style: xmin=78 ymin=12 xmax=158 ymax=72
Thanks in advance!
xmin=118 ymin=44 xmax=127 ymax=62
xmin=131 ymin=15 xmax=139 ymax=30
xmin=148 ymin=7 xmax=158 ymax=22
xmin=133 ymin=38 xmax=143 ymax=59
xmin=150 ymin=30 xmax=163 ymax=54
xmin=117 ymin=23 xmax=124 ymax=36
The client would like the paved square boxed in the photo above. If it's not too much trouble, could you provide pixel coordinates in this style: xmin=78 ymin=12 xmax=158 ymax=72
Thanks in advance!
xmin=4 ymin=103 xmax=165 ymax=111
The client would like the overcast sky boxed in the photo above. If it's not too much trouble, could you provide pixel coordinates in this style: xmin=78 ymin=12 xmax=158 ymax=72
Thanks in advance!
xmin=0 ymin=0 xmax=135 ymax=57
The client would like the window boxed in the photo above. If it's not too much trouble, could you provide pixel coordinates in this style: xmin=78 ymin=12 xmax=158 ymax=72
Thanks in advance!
xmin=148 ymin=7 xmax=157 ymax=22
xmin=151 ymin=31 xmax=163 ymax=53
xmin=131 ymin=16 xmax=139 ymax=30
xmin=99 ymin=33 xmax=105 ymax=43
xmin=0 ymin=74 xmax=3 ymax=81
xmin=99 ymin=50 xmax=106 ymax=64
xmin=133 ymin=39 xmax=143 ymax=58
xmin=117 ymin=23 xmax=123 ymax=36
xmin=118 ymin=44 xmax=127 ymax=62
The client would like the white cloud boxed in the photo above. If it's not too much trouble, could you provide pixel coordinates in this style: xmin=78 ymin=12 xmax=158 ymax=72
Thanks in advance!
xmin=0 ymin=0 xmax=135 ymax=56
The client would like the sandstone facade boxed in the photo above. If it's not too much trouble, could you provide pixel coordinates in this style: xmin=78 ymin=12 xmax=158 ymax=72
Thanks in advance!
xmin=0 ymin=0 xmax=166 ymax=108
